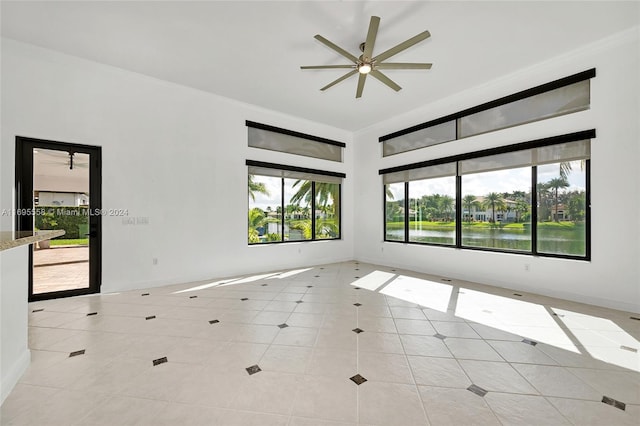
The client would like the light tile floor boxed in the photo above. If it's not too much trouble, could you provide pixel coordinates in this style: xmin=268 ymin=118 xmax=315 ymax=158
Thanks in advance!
xmin=2 ymin=261 xmax=639 ymax=425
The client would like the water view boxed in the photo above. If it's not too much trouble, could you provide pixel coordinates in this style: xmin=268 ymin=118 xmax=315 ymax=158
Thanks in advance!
xmin=387 ymin=224 xmax=586 ymax=256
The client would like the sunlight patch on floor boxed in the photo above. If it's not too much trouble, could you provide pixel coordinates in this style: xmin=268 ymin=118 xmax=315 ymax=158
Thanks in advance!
xmin=173 ymin=278 xmax=241 ymax=293
xmin=266 ymin=268 xmax=312 ymax=279
xmin=350 ymin=270 xmax=397 ymax=292
xmin=553 ymin=308 xmax=640 ymax=371
xmin=379 ymin=275 xmax=453 ymax=312
xmin=455 ymin=288 xmax=579 ymax=352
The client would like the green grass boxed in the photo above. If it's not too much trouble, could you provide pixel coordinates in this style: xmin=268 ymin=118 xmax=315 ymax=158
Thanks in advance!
xmin=537 ymin=221 xmax=584 ymax=230
xmin=50 ymin=238 xmax=88 ymax=246
xmin=388 ymin=220 xmax=583 ymax=231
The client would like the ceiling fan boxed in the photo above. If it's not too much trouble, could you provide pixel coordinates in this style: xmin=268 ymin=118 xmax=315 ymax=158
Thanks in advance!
xmin=301 ymin=16 xmax=432 ymax=98
xmin=36 ymin=149 xmax=88 ymax=170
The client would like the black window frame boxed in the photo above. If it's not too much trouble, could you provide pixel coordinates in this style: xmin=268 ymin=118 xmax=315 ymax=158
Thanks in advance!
xmin=380 ymin=130 xmax=593 ymax=261
xmin=247 ymin=160 xmax=344 ymax=245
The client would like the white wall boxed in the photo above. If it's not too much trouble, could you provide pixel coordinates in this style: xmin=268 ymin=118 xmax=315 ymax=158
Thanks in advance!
xmin=353 ymin=28 xmax=640 ymax=313
xmin=1 ymin=38 xmax=354 ymax=293
xmin=0 ymin=246 xmax=30 ymax=403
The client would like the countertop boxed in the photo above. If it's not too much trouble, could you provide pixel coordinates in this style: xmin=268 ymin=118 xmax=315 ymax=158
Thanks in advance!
xmin=0 ymin=230 xmax=66 ymax=252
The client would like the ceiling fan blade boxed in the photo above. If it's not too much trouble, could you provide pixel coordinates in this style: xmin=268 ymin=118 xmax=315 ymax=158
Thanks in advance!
xmin=363 ymin=16 xmax=380 ymax=60
xmin=370 ymin=70 xmax=402 ymax=92
xmin=376 ymin=63 xmax=432 ymax=70
xmin=356 ymin=73 xmax=367 ymax=98
xmin=374 ymin=30 xmax=431 ymax=63
xmin=314 ymin=35 xmax=358 ymax=63
xmin=301 ymin=65 xmax=356 ymax=70
xmin=320 ymin=70 xmax=358 ymax=91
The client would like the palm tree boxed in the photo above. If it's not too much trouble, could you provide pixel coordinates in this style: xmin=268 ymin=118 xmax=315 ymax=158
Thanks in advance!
xmin=505 ymin=204 xmax=513 ymax=223
xmin=515 ymin=199 xmax=530 ymax=223
xmin=248 ymin=175 xmax=270 ymax=201
xmin=248 ymin=208 xmax=266 ymax=243
xmin=547 ymin=177 xmax=569 ymax=222
xmin=290 ymin=180 xmax=340 ymax=223
xmin=537 ymin=182 xmax=551 ymax=221
xmin=438 ymin=195 xmax=454 ymax=222
xmin=463 ymin=194 xmax=478 ymax=223
xmin=482 ymin=192 xmax=505 ymax=223
xmin=559 ymin=160 xmax=585 ymax=181
xmin=385 ymin=186 xmax=394 ymax=200
xmin=248 ymin=208 xmax=266 ymax=229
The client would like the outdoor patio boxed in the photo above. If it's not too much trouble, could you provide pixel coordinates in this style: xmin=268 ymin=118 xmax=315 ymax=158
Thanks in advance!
xmin=33 ymin=246 xmax=89 ymax=294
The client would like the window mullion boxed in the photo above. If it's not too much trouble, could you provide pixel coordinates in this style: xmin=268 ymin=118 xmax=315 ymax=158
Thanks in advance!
xmin=531 ymin=166 xmax=538 ymax=255
xmin=456 ymin=163 xmax=462 ymax=248
xmin=311 ymin=181 xmax=316 ymax=241
xmin=404 ymin=182 xmax=410 ymax=242
xmin=281 ymin=178 xmax=285 ymax=243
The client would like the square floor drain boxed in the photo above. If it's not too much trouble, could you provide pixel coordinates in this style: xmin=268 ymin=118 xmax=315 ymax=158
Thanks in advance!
xmin=434 ymin=333 xmax=447 ymax=340
xmin=277 ymin=323 xmax=289 ymax=329
xmin=189 ymin=296 xmax=198 ymax=299
xmin=209 ymin=319 xmax=220 ymax=324
xmin=69 ymin=349 xmax=85 ymax=357
xmin=602 ymin=396 xmax=626 ymax=411
xmin=153 ymin=357 xmax=168 ymax=366
xmin=141 ymin=293 xmax=150 ymax=296
xmin=350 ymin=374 xmax=367 ymax=385
xmin=467 ymin=384 xmax=488 ymax=397
xmin=246 ymin=365 xmax=262 ymax=375
xmin=522 ymin=339 xmax=537 ymax=346
xmin=352 ymin=328 xmax=364 ymax=334
xmin=296 ymin=300 xmax=304 ymax=304
xmin=145 ymin=315 xmax=156 ymax=320
xmin=354 ymin=303 xmax=362 ymax=307
xmin=241 ymin=298 xmax=249 ymax=301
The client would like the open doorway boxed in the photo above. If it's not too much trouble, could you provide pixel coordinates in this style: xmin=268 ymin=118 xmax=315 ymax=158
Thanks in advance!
xmin=16 ymin=137 xmax=102 ymax=301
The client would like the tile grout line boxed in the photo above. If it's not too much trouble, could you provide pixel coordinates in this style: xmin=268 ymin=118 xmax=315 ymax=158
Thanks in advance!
xmin=388 ymin=303 xmax=433 ymax=425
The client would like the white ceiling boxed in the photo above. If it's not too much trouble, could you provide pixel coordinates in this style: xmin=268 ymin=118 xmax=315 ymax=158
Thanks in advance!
xmin=33 ymin=149 xmax=89 ymax=193
xmin=1 ymin=1 xmax=638 ymax=132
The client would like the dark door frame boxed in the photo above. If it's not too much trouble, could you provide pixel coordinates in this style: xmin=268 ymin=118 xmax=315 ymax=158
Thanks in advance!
xmin=15 ymin=136 xmax=102 ymax=301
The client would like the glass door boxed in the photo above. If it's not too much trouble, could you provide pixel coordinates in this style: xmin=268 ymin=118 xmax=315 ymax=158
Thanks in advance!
xmin=16 ymin=137 xmax=102 ymax=301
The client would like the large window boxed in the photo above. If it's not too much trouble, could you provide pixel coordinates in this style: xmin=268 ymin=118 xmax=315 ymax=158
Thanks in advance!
xmin=385 ymin=183 xmax=405 ymax=242
xmin=409 ymin=176 xmax=457 ymax=245
xmin=247 ymin=161 xmax=343 ymax=244
xmin=315 ymin=182 xmax=340 ymax=240
xmin=248 ymin=174 xmax=282 ymax=243
xmin=537 ymin=160 xmax=587 ymax=257
xmin=380 ymin=69 xmax=594 ymax=156
xmin=284 ymin=178 xmax=311 ymax=241
xmin=461 ymin=167 xmax=532 ymax=251
xmin=380 ymin=131 xmax=592 ymax=260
